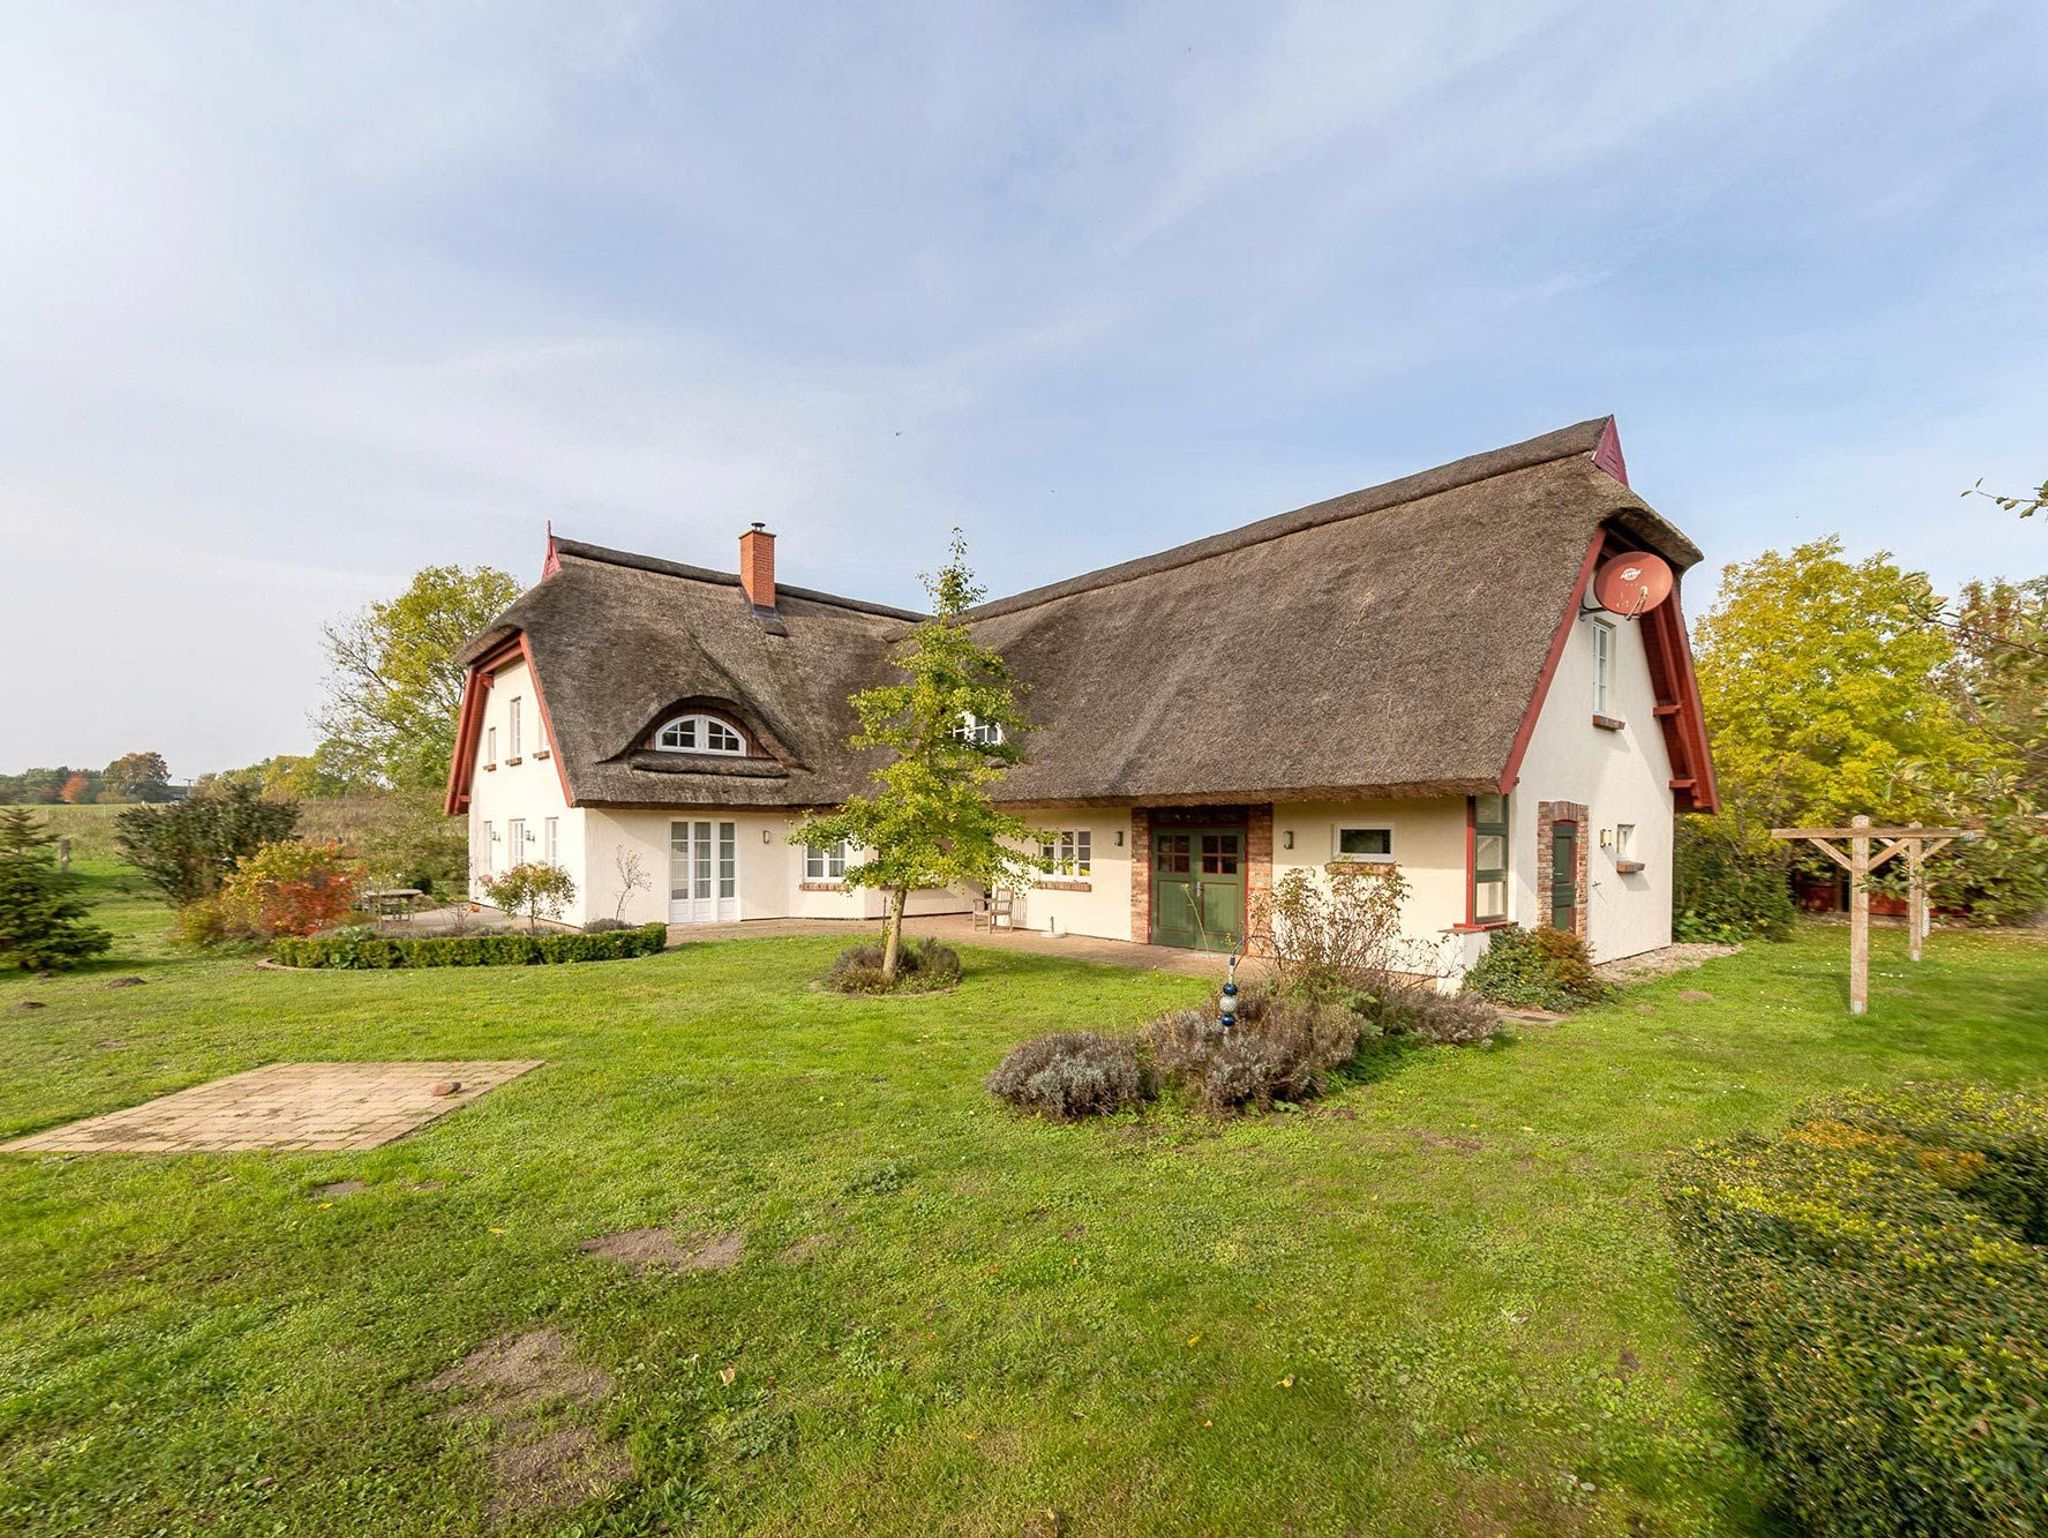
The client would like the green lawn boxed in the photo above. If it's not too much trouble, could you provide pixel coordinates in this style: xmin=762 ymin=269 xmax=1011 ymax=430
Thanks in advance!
xmin=5 ymin=872 xmax=2047 ymax=1536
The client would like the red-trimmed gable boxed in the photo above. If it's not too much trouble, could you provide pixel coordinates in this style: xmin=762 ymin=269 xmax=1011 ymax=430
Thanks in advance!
xmin=442 ymin=632 xmax=575 ymax=815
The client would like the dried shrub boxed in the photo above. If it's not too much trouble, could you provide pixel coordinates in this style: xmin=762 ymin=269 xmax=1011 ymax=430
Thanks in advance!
xmin=1144 ymin=986 xmax=1366 ymax=1115
xmin=1371 ymin=981 xmax=1499 ymax=1046
xmin=987 ymin=1032 xmax=1153 ymax=1119
xmin=1252 ymin=864 xmax=1424 ymax=992
xmin=823 ymin=937 xmax=962 ymax=995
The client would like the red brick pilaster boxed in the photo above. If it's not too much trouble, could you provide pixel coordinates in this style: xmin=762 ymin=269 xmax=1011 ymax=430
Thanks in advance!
xmin=1129 ymin=808 xmax=1150 ymax=943
xmin=1246 ymin=804 xmax=1273 ymax=954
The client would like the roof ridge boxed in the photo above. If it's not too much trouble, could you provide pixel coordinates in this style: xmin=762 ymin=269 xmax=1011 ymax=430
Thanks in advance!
xmin=965 ymin=416 xmax=1618 ymax=621
xmin=550 ymin=538 xmax=927 ymax=622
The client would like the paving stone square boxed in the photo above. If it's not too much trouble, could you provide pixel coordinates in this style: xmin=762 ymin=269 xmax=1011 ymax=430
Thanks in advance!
xmin=0 ymin=1061 xmax=544 ymax=1154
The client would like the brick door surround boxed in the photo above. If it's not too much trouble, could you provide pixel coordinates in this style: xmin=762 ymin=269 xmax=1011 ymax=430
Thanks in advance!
xmin=1535 ymin=799 xmax=1590 ymax=935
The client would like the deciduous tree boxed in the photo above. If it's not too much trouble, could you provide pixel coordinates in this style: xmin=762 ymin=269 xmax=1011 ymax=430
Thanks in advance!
xmin=315 ymin=565 xmax=521 ymax=792
xmin=116 ymin=784 xmax=301 ymax=905
xmin=1692 ymin=538 xmax=2005 ymax=829
xmin=102 ymin=751 xmax=173 ymax=802
xmin=793 ymin=533 xmax=1044 ymax=984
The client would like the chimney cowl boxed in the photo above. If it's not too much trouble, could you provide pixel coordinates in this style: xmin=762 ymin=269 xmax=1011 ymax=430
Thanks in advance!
xmin=739 ymin=524 xmax=776 ymax=611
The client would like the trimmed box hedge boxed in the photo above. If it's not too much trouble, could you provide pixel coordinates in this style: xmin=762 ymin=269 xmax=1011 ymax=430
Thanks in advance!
xmin=273 ymin=923 xmax=667 ymax=969
xmin=1663 ymin=1083 xmax=2048 ymax=1537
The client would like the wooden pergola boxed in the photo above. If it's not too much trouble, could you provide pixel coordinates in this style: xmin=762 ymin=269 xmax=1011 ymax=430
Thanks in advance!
xmin=1770 ymin=816 xmax=1971 ymax=1015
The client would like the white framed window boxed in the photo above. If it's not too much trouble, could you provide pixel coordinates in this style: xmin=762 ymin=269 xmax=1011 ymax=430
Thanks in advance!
xmin=481 ymin=820 xmax=494 ymax=874
xmin=1592 ymin=620 xmax=1615 ymax=716
xmin=1333 ymin=826 xmax=1394 ymax=863
xmin=805 ymin=840 xmax=848 ymax=880
xmin=653 ymin=713 xmax=746 ymax=755
xmin=507 ymin=818 xmax=526 ymax=866
xmin=509 ymin=697 xmax=523 ymax=757
xmin=1615 ymin=823 xmax=1635 ymax=860
xmin=486 ymin=726 xmax=497 ymax=766
xmin=953 ymin=712 xmax=1004 ymax=747
xmin=1038 ymin=830 xmax=1092 ymax=877
xmin=543 ymin=816 xmax=559 ymax=865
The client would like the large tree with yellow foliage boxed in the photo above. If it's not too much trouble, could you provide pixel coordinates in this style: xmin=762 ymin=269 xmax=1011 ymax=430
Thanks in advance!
xmin=1691 ymin=538 xmax=2010 ymax=830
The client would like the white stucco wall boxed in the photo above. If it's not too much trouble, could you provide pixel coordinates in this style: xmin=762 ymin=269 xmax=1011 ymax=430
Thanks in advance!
xmin=1269 ymin=798 xmax=1469 ymax=978
xmin=464 ymin=659 xmax=586 ymax=913
xmin=1004 ymin=808 xmax=1137 ymax=941
xmin=1511 ymin=607 xmax=1677 ymax=961
xmin=575 ymin=808 xmax=972 ymax=928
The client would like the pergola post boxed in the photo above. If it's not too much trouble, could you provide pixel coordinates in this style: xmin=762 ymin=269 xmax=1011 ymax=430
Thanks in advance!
xmin=1847 ymin=815 xmax=1871 ymax=1014
xmin=1770 ymin=818 xmax=1970 ymax=1017
xmin=1906 ymin=821 xmax=1925 ymax=964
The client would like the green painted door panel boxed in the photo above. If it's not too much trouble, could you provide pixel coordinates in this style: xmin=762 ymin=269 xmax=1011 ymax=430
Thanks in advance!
xmin=1150 ymin=827 xmax=1245 ymax=953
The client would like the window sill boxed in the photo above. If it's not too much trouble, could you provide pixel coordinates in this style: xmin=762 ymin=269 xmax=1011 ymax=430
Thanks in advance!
xmin=1613 ymin=859 xmax=1646 ymax=875
xmin=799 ymin=880 xmax=846 ymax=892
xmin=1324 ymin=861 xmax=1399 ymax=876
xmin=1034 ymin=878 xmax=1093 ymax=892
xmin=535 ymin=750 xmax=551 ymax=761
xmin=482 ymin=764 xmax=497 ymax=772
xmin=505 ymin=756 xmax=523 ymax=766
xmin=1592 ymin=714 xmax=1626 ymax=731
xmin=1451 ymin=920 xmax=1512 ymax=933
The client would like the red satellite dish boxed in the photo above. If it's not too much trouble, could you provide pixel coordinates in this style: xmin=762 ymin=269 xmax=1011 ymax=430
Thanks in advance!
xmin=1592 ymin=551 xmax=1673 ymax=619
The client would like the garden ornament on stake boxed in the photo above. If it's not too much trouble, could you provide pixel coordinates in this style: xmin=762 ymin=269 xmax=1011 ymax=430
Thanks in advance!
xmin=1219 ymin=952 xmax=1240 ymax=1030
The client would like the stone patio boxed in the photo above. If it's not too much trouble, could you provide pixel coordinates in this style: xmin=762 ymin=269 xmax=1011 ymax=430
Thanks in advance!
xmin=0 ymin=1060 xmax=543 ymax=1154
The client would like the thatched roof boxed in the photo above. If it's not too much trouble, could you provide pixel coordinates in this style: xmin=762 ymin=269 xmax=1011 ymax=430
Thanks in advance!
xmin=453 ymin=417 xmax=1704 ymax=811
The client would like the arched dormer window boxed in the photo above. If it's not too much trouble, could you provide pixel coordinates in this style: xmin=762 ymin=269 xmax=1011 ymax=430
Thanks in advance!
xmin=654 ymin=713 xmax=747 ymax=756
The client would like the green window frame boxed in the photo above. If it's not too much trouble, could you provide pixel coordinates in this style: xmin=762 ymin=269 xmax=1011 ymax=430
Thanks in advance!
xmin=1471 ymin=793 xmax=1509 ymax=924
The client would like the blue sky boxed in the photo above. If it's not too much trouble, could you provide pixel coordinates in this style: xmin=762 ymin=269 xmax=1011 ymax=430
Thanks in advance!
xmin=3 ymin=1 xmax=2044 ymax=775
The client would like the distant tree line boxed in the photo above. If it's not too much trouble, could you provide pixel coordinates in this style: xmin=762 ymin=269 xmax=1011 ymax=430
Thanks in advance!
xmin=0 ymin=751 xmax=176 ymax=805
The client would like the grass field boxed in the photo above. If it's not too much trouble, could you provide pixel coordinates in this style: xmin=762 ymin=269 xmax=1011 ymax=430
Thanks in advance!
xmin=4 ymin=868 xmax=2047 ymax=1536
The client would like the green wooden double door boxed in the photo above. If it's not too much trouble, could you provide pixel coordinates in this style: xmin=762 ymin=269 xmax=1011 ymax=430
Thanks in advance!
xmin=1150 ymin=824 xmax=1245 ymax=952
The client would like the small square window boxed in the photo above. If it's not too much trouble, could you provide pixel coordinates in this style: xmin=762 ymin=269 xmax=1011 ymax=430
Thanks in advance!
xmin=1334 ymin=827 xmax=1393 ymax=862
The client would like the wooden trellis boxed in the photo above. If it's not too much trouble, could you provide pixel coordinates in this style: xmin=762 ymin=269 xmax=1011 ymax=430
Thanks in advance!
xmin=1770 ymin=816 xmax=1970 ymax=1015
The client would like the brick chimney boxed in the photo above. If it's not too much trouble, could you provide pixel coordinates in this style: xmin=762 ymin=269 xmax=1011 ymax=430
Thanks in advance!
xmin=739 ymin=522 xmax=776 ymax=610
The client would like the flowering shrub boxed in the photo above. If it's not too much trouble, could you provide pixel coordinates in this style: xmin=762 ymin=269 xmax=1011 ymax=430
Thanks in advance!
xmin=219 ymin=838 xmax=366 ymax=939
xmin=1664 ymin=1084 xmax=2048 ymax=1536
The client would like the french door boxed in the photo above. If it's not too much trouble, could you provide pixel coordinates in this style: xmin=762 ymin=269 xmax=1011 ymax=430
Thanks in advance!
xmin=669 ymin=820 xmax=738 ymax=923
xmin=1150 ymin=826 xmax=1245 ymax=952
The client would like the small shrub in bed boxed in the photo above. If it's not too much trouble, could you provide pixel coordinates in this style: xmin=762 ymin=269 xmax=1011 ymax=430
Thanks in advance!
xmin=823 ymin=937 xmax=962 ymax=994
xmin=1462 ymin=924 xmax=1607 ymax=1011
xmin=582 ymin=917 xmax=630 ymax=933
xmin=273 ymin=922 xmax=666 ymax=968
xmin=988 ymin=1032 xmax=1153 ymax=1119
xmin=1370 ymin=982 xmax=1499 ymax=1045
xmin=1144 ymin=981 xmax=1367 ymax=1114
xmin=1663 ymin=1083 xmax=2048 ymax=1536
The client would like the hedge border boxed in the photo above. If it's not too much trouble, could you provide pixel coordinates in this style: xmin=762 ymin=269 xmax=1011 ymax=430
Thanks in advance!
xmin=272 ymin=923 xmax=667 ymax=969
